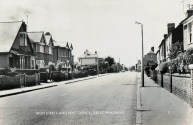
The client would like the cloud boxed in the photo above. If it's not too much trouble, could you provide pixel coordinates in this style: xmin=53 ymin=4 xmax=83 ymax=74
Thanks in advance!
xmin=8 ymin=7 xmax=33 ymax=21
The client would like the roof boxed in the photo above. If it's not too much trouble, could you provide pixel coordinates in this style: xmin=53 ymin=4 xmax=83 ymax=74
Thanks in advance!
xmin=0 ymin=21 xmax=23 ymax=52
xmin=79 ymin=50 xmax=98 ymax=58
xmin=69 ymin=43 xmax=73 ymax=50
xmin=147 ymin=50 xmax=155 ymax=54
xmin=28 ymin=32 xmax=44 ymax=43
xmin=54 ymin=41 xmax=69 ymax=48
xmin=158 ymin=23 xmax=183 ymax=48
xmin=45 ymin=35 xmax=51 ymax=45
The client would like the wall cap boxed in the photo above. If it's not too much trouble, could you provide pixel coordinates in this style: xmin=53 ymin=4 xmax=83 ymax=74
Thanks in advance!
xmin=189 ymin=64 xmax=193 ymax=69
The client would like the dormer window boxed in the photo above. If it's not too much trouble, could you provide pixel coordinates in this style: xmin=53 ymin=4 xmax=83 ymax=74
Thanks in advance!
xmin=19 ymin=33 xmax=27 ymax=46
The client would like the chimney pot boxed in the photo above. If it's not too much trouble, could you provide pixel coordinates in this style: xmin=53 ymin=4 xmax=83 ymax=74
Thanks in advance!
xmin=167 ymin=23 xmax=175 ymax=34
xmin=186 ymin=9 xmax=193 ymax=17
xmin=151 ymin=47 xmax=154 ymax=52
xmin=164 ymin=34 xmax=167 ymax=39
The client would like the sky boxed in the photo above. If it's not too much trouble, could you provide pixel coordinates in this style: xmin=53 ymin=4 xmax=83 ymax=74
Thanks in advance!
xmin=0 ymin=0 xmax=193 ymax=67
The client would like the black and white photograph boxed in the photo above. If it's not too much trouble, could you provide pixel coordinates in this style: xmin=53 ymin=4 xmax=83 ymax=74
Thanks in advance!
xmin=0 ymin=0 xmax=193 ymax=124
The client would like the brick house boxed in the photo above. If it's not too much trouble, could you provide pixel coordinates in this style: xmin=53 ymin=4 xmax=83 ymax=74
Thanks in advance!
xmin=44 ymin=32 xmax=54 ymax=66
xmin=53 ymin=41 xmax=74 ymax=71
xmin=28 ymin=32 xmax=54 ymax=68
xmin=143 ymin=47 xmax=157 ymax=66
xmin=182 ymin=8 xmax=193 ymax=50
xmin=0 ymin=21 xmax=35 ymax=69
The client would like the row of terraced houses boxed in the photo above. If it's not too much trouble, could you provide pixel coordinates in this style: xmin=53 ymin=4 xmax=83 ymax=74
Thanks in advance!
xmin=0 ymin=21 xmax=74 ymax=70
xmin=156 ymin=7 xmax=193 ymax=65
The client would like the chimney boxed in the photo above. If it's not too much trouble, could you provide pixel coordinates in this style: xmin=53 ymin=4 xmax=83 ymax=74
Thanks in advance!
xmin=186 ymin=7 xmax=193 ymax=17
xmin=167 ymin=23 xmax=175 ymax=34
xmin=164 ymin=34 xmax=167 ymax=39
xmin=151 ymin=47 xmax=154 ymax=52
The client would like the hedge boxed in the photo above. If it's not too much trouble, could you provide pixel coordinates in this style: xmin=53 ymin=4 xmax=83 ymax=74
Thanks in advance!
xmin=16 ymin=69 xmax=40 ymax=75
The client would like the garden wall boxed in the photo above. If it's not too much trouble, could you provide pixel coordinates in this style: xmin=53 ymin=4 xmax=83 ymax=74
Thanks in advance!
xmin=156 ymin=73 xmax=191 ymax=104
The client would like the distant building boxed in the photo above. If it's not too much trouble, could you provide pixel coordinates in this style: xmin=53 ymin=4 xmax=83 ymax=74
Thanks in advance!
xmin=143 ymin=47 xmax=157 ymax=66
xmin=136 ymin=60 xmax=141 ymax=72
xmin=78 ymin=50 xmax=103 ymax=69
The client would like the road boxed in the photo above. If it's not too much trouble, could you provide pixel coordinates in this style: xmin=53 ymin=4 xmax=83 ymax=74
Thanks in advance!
xmin=0 ymin=72 xmax=137 ymax=125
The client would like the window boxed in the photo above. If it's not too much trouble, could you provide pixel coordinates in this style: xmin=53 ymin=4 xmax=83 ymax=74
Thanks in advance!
xmin=69 ymin=51 xmax=71 ymax=58
xmin=40 ymin=45 xmax=44 ymax=53
xmin=49 ymin=46 xmax=53 ymax=55
xmin=36 ymin=44 xmax=40 ymax=52
xmin=64 ymin=50 xmax=67 ymax=57
xmin=19 ymin=33 xmax=27 ymax=46
xmin=45 ymin=46 xmax=49 ymax=54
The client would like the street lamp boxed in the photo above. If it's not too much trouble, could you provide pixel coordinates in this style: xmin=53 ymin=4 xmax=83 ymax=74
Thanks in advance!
xmin=135 ymin=21 xmax=144 ymax=87
xmin=96 ymin=52 xmax=99 ymax=76
xmin=66 ymin=60 xmax=69 ymax=80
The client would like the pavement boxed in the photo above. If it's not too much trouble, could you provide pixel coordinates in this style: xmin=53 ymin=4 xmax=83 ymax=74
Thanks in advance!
xmin=0 ymin=74 xmax=108 ymax=98
xmin=136 ymin=72 xmax=193 ymax=125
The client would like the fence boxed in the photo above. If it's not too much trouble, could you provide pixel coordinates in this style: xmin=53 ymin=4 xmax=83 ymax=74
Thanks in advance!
xmin=0 ymin=73 xmax=40 ymax=90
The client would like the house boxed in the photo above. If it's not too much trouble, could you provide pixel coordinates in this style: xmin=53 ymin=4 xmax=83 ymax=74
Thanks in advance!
xmin=136 ymin=60 xmax=141 ymax=72
xmin=28 ymin=32 xmax=55 ymax=68
xmin=44 ymin=32 xmax=54 ymax=66
xmin=53 ymin=41 xmax=74 ymax=71
xmin=78 ymin=50 xmax=103 ymax=70
xmin=79 ymin=50 xmax=99 ymax=66
xmin=156 ymin=50 xmax=160 ymax=66
xmin=0 ymin=21 xmax=35 ymax=69
xmin=143 ymin=47 xmax=157 ymax=66
xmin=158 ymin=23 xmax=175 ymax=63
xmin=157 ymin=23 xmax=183 ymax=63
xmin=182 ymin=7 xmax=193 ymax=51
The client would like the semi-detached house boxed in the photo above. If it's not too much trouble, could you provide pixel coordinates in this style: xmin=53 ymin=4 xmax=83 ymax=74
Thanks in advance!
xmin=28 ymin=32 xmax=55 ymax=68
xmin=0 ymin=21 xmax=35 ymax=69
xmin=53 ymin=41 xmax=74 ymax=71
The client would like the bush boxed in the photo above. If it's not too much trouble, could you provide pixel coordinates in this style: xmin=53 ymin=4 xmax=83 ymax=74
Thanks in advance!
xmin=39 ymin=68 xmax=48 ymax=72
xmin=159 ymin=62 xmax=168 ymax=74
xmin=107 ymin=68 xmax=114 ymax=73
xmin=74 ymin=72 xmax=88 ymax=78
xmin=16 ymin=69 xmax=39 ymax=75
xmin=0 ymin=75 xmax=20 ymax=90
xmin=0 ymin=67 xmax=19 ymax=76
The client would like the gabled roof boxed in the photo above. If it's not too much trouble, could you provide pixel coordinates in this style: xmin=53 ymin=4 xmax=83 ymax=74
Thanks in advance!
xmin=147 ymin=50 xmax=155 ymax=54
xmin=79 ymin=50 xmax=98 ymax=58
xmin=28 ymin=31 xmax=45 ymax=43
xmin=45 ymin=32 xmax=54 ymax=46
xmin=0 ymin=21 xmax=23 ymax=53
xmin=45 ymin=35 xmax=51 ymax=45
xmin=54 ymin=40 xmax=69 ymax=48
xmin=69 ymin=43 xmax=73 ymax=50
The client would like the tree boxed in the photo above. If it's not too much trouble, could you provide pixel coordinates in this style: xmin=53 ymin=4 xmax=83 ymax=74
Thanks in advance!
xmin=105 ymin=56 xmax=115 ymax=67
xmin=168 ymin=41 xmax=183 ymax=60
